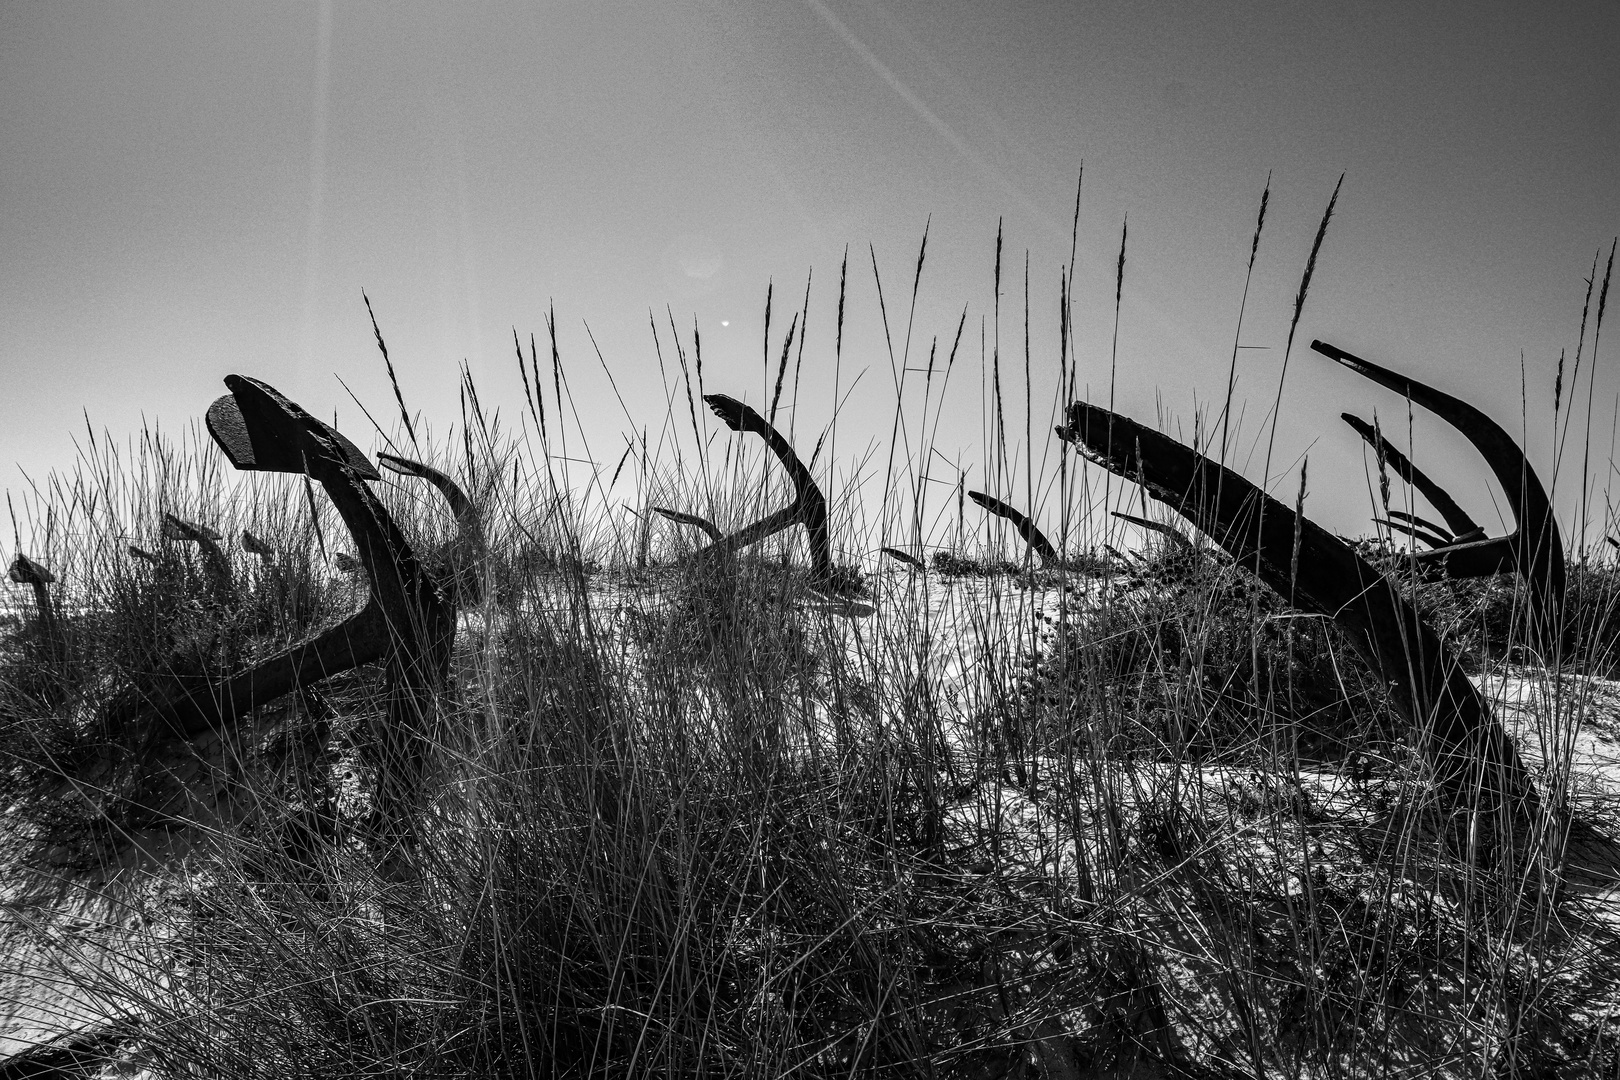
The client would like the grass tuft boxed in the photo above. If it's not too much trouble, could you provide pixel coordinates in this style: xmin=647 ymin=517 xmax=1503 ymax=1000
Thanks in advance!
xmin=5 ymin=207 xmax=1620 ymax=1078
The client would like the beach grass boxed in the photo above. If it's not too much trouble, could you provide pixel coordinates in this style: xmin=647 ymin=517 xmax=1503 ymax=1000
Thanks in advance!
xmin=4 ymin=210 xmax=1620 ymax=1078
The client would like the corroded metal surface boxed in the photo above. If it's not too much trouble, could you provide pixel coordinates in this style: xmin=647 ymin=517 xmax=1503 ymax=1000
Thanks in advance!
xmin=968 ymin=491 xmax=1057 ymax=564
xmin=77 ymin=374 xmax=456 ymax=855
xmin=6 ymin=556 xmax=53 ymax=588
xmin=377 ymin=452 xmax=484 ymax=605
xmin=1318 ymin=340 xmax=1564 ymax=649
xmin=1110 ymin=510 xmax=1193 ymax=551
xmin=697 ymin=394 xmax=835 ymax=585
xmin=1058 ymin=399 xmax=1536 ymax=814
xmin=239 ymin=529 xmax=275 ymax=558
xmin=161 ymin=513 xmax=234 ymax=605
xmin=6 ymin=555 xmax=61 ymax=659
xmin=1376 ymin=515 xmax=1453 ymax=550
xmin=651 ymin=506 xmax=723 ymax=542
xmin=376 ymin=454 xmax=478 ymax=535
xmin=880 ymin=546 xmax=925 ymax=570
xmin=1340 ymin=411 xmax=1484 ymax=543
xmin=1387 ymin=508 xmax=1458 ymax=545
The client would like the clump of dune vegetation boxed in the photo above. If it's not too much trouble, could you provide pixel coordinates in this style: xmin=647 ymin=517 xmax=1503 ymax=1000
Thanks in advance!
xmin=4 ymin=202 xmax=1620 ymax=1079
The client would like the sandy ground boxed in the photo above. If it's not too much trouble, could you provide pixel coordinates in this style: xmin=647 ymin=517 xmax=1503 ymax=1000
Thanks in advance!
xmin=6 ymin=565 xmax=1620 ymax=1074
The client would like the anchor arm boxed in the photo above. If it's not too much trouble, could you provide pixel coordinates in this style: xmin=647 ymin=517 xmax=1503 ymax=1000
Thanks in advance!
xmin=1340 ymin=412 xmax=1482 ymax=541
xmin=968 ymin=491 xmax=1057 ymax=563
xmin=1318 ymin=341 xmax=1563 ymax=645
xmin=137 ymin=603 xmax=391 ymax=736
xmin=880 ymin=547 xmax=926 ymax=571
xmin=376 ymin=452 xmax=485 ymax=604
xmin=1375 ymin=517 xmax=1454 ymax=551
xmin=698 ymin=394 xmax=833 ymax=581
xmin=651 ymin=507 xmax=724 ymax=542
xmin=1110 ymin=510 xmax=1193 ymax=550
xmin=1386 ymin=509 xmax=1455 ymax=545
xmin=1058 ymin=399 xmax=1534 ymax=812
xmin=162 ymin=513 xmax=234 ymax=602
xmin=377 ymin=453 xmax=481 ymax=537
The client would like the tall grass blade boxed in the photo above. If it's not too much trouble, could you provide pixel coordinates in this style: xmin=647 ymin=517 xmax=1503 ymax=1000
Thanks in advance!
xmin=363 ymin=290 xmax=419 ymax=455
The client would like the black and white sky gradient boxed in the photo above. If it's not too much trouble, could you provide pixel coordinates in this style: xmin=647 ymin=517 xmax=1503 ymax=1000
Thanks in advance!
xmin=3 ymin=1 xmax=1617 ymax=548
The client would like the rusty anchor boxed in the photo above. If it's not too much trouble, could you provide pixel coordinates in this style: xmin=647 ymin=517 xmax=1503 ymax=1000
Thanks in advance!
xmin=1316 ymin=340 xmax=1564 ymax=653
xmin=1058 ymin=399 xmax=1536 ymax=814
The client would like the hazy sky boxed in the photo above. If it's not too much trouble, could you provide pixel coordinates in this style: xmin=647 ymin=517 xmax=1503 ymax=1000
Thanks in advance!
xmin=3 ymin=1 xmax=1616 ymax=553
